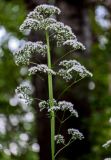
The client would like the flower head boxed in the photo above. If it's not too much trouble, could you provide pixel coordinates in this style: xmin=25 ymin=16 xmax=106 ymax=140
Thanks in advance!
xmin=47 ymin=22 xmax=76 ymax=46
xmin=58 ymin=60 xmax=92 ymax=81
xmin=15 ymin=84 xmax=33 ymax=104
xmin=20 ymin=4 xmax=60 ymax=32
xmin=35 ymin=4 xmax=61 ymax=17
xmin=55 ymin=134 xmax=65 ymax=144
xmin=28 ymin=64 xmax=56 ymax=75
xmin=48 ymin=100 xmax=78 ymax=117
xmin=58 ymin=101 xmax=78 ymax=117
xmin=14 ymin=41 xmax=47 ymax=65
xmin=39 ymin=99 xmax=57 ymax=112
xmin=39 ymin=101 xmax=48 ymax=111
xmin=68 ymin=128 xmax=84 ymax=140
xmin=63 ymin=39 xmax=86 ymax=50
xmin=20 ymin=17 xmax=57 ymax=32
xmin=20 ymin=18 xmax=40 ymax=32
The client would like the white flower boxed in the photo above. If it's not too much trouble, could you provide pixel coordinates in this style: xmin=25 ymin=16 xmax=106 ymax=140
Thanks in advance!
xmin=57 ymin=68 xmax=72 ymax=82
xmin=63 ymin=39 xmax=86 ymax=50
xmin=35 ymin=4 xmax=61 ymax=17
xmin=48 ymin=106 xmax=60 ymax=112
xmin=14 ymin=41 xmax=47 ymax=65
xmin=39 ymin=99 xmax=57 ymax=111
xmin=27 ymin=10 xmax=43 ymax=20
xmin=48 ymin=100 xmax=78 ymax=117
xmin=20 ymin=18 xmax=40 ymax=32
xmin=58 ymin=60 xmax=93 ymax=81
xmin=20 ymin=17 xmax=57 ymax=32
xmin=47 ymin=22 xmax=76 ymax=47
xmin=28 ymin=64 xmax=56 ymax=75
xmin=104 ymin=158 xmax=111 ymax=160
xmin=68 ymin=128 xmax=84 ymax=140
xmin=15 ymin=84 xmax=32 ymax=104
xmin=102 ymin=140 xmax=111 ymax=149
xmin=20 ymin=4 xmax=60 ymax=32
xmin=40 ymin=18 xmax=57 ymax=30
xmin=39 ymin=101 xmax=48 ymax=111
xmin=55 ymin=134 xmax=65 ymax=144
xmin=58 ymin=101 xmax=78 ymax=117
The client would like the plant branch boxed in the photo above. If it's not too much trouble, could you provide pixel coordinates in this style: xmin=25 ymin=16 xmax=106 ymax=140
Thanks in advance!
xmin=57 ymin=111 xmax=66 ymax=134
xmin=57 ymin=77 xmax=84 ymax=100
xmin=54 ymin=138 xmax=73 ymax=158
xmin=53 ymin=49 xmax=76 ymax=66
xmin=61 ymin=115 xmax=72 ymax=124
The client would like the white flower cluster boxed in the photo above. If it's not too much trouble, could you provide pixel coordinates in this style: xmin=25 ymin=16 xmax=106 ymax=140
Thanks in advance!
xmin=47 ymin=22 xmax=76 ymax=47
xmin=39 ymin=100 xmax=48 ymax=111
xmin=34 ymin=4 xmax=61 ymax=17
xmin=20 ymin=17 xmax=57 ymax=32
xmin=103 ymin=140 xmax=111 ymax=149
xmin=20 ymin=4 xmax=60 ymax=32
xmin=58 ymin=101 xmax=78 ymax=117
xmin=68 ymin=128 xmax=84 ymax=140
xmin=48 ymin=106 xmax=60 ymax=112
xmin=28 ymin=64 xmax=56 ymax=75
xmin=58 ymin=60 xmax=93 ymax=81
xmin=14 ymin=41 xmax=47 ymax=65
xmin=48 ymin=101 xmax=78 ymax=117
xmin=57 ymin=69 xmax=72 ymax=82
xmin=20 ymin=18 xmax=39 ymax=32
xmin=63 ymin=39 xmax=86 ymax=50
xmin=15 ymin=84 xmax=32 ymax=104
xmin=104 ymin=158 xmax=111 ymax=160
xmin=55 ymin=134 xmax=65 ymax=144
xmin=38 ymin=99 xmax=57 ymax=111
xmin=39 ymin=100 xmax=78 ymax=117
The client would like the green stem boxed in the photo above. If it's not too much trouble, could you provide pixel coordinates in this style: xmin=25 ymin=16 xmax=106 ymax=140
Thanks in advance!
xmin=54 ymin=144 xmax=68 ymax=158
xmin=61 ymin=115 xmax=72 ymax=124
xmin=54 ymin=138 xmax=74 ymax=158
xmin=57 ymin=77 xmax=84 ymax=100
xmin=57 ymin=111 xmax=65 ymax=134
xmin=53 ymin=49 xmax=75 ymax=66
xmin=46 ymin=31 xmax=55 ymax=160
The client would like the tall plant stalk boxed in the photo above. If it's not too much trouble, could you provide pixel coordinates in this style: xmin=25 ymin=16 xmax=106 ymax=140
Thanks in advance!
xmin=46 ymin=30 xmax=55 ymax=160
xmin=14 ymin=4 xmax=92 ymax=160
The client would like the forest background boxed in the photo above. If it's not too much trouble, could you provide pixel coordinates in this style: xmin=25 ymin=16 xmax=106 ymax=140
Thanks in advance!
xmin=0 ymin=0 xmax=111 ymax=160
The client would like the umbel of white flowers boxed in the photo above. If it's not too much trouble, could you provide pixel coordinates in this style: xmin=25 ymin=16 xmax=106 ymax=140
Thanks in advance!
xmin=54 ymin=129 xmax=84 ymax=145
xmin=39 ymin=100 xmax=78 ymax=117
xmin=15 ymin=84 xmax=33 ymax=104
xmin=14 ymin=4 xmax=92 ymax=80
xmin=14 ymin=41 xmax=47 ymax=65
xmin=58 ymin=60 xmax=92 ymax=82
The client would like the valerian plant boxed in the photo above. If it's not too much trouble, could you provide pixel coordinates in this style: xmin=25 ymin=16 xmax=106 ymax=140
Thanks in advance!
xmin=13 ymin=4 xmax=92 ymax=160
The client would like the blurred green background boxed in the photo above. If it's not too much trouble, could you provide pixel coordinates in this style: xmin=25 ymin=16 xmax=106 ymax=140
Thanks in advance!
xmin=0 ymin=0 xmax=111 ymax=160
